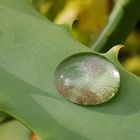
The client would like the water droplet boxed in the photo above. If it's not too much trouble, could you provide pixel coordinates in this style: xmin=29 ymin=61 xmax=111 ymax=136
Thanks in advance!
xmin=54 ymin=53 xmax=120 ymax=105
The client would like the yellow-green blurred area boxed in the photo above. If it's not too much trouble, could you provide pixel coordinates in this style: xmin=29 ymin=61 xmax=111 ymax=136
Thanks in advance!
xmin=32 ymin=0 xmax=140 ymax=76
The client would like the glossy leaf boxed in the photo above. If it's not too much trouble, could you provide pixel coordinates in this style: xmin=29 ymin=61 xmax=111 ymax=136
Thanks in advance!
xmin=0 ymin=1 xmax=140 ymax=140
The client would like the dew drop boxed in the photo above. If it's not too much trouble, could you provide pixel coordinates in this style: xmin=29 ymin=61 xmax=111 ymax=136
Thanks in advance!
xmin=54 ymin=53 xmax=120 ymax=105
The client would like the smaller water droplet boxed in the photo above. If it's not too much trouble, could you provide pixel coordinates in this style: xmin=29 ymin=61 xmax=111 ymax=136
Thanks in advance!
xmin=54 ymin=53 xmax=120 ymax=105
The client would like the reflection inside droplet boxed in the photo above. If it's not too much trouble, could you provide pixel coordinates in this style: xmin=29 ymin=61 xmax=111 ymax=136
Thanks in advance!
xmin=54 ymin=53 xmax=120 ymax=105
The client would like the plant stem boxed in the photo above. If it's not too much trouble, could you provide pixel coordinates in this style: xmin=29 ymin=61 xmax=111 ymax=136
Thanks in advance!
xmin=90 ymin=0 xmax=140 ymax=52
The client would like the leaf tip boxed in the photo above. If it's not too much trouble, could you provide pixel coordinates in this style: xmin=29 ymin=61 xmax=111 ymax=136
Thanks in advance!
xmin=106 ymin=44 xmax=125 ymax=58
xmin=112 ymin=44 xmax=125 ymax=53
xmin=59 ymin=18 xmax=78 ymax=32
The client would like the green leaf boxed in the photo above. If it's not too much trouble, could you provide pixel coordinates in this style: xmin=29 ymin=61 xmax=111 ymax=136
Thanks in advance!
xmin=0 ymin=0 xmax=44 ymax=19
xmin=0 ymin=1 xmax=140 ymax=140
xmin=90 ymin=0 xmax=140 ymax=52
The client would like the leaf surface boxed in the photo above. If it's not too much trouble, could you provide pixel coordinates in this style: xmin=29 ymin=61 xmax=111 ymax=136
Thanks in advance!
xmin=0 ymin=1 xmax=140 ymax=140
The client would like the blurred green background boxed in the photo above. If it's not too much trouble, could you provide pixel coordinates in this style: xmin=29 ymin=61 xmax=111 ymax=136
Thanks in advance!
xmin=33 ymin=0 xmax=140 ymax=76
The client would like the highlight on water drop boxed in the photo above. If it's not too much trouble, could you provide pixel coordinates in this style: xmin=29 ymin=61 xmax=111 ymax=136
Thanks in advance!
xmin=54 ymin=52 xmax=120 ymax=105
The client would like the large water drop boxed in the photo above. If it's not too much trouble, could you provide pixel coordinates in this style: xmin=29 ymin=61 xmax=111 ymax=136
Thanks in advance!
xmin=54 ymin=53 xmax=120 ymax=105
